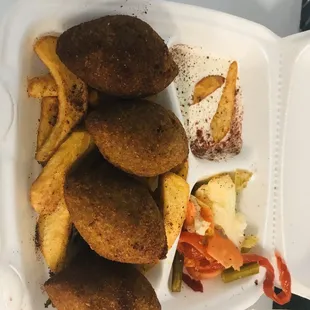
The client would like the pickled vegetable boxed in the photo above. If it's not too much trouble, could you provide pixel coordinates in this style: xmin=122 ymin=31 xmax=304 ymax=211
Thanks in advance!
xmin=221 ymin=262 xmax=259 ymax=283
xmin=171 ymin=251 xmax=184 ymax=292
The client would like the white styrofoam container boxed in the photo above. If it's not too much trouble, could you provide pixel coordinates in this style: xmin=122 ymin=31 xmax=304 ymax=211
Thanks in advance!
xmin=0 ymin=0 xmax=308 ymax=309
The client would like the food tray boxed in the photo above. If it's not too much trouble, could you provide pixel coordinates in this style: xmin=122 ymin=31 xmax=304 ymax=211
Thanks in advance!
xmin=0 ymin=0 xmax=308 ymax=309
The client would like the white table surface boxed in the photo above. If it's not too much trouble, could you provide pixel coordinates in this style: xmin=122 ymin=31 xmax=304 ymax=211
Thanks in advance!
xmin=0 ymin=0 xmax=302 ymax=309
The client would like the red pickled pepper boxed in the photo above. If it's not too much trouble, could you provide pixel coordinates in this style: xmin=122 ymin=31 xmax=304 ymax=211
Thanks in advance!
xmin=242 ymin=252 xmax=291 ymax=305
xmin=179 ymin=232 xmax=292 ymax=305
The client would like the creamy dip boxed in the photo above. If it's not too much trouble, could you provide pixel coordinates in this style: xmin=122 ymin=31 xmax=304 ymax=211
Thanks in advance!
xmin=170 ymin=44 xmax=243 ymax=161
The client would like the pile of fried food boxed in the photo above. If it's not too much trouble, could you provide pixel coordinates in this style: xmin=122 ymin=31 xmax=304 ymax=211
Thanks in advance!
xmin=29 ymin=15 xmax=190 ymax=310
xmin=28 ymin=14 xmax=292 ymax=309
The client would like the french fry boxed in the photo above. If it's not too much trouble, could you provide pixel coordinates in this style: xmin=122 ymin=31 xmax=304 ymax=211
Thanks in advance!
xmin=27 ymin=74 xmax=57 ymax=98
xmin=211 ymin=61 xmax=238 ymax=143
xmin=37 ymin=97 xmax=58 ymax=151
xmin=193 ymin=75 xmax=225 ymax=105
xmin=159 ymin=172 xmax=190 ymax=249
xmin=34 ymin=36 xmax=88 ymax=163
xmin=28 ymin=74 xmax=99 ymax=108
xmin=37 ymin=197 xmax=71 ymax=273
xmin=30 ymin=131 xmax=94 ymax=214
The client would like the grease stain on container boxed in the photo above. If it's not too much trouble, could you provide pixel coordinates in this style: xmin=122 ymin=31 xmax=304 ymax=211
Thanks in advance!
xmin=0 ymin=264 xmax=24 ymax=310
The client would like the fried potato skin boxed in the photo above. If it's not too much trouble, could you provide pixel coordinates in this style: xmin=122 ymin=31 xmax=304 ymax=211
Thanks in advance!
xmin=37 ymin=197 xmax=71 ymax=273
xmin=34 ymin=36 xmax=88 ymax=163
xmin=56 ymin=15 xmax=178 ymax=98
xmin=159 ymin=172 xmax=189 ymax=249
xmin=86 ymin=99 xmax=188 ymax=177
xmin=28 ymin=74 xmax=58 ymax=98
xmin=30 ymin=131 xmax=94 ymax=214
xmin=45 ymin=253 xmax=161 ymax=310
xmin=64 ymin=161 xmax=167 ymax=264
xmin=36 ymin=96 xmax=58 ymax=151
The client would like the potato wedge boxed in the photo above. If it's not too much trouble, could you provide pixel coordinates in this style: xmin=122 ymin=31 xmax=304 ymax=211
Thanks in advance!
xmin=171 ymin=160 xmax=189 ymax=180
xmin=34 ymin=36 xmax=88 ymax=163
xmin=234 ymin=169 xmax=253 ymax=192
xmin=160 ymin=172 xmax=190 ymax=250
xmin=30 ymin=131 xmax=94 ymax=214
xmin=27 ymin=74 xmax=58 ymax=98
xmin=193 ymin=75 xmax=225 ymax=105
xmin=211 ymin=61 xmax=238 ymax=142
xmin=37 ymin=197 xmax=71 ymax=273
xmin=37 ymin=97 xmax=58 ymax=151
xmin=28 ymin=73 xmax=99 ymax=109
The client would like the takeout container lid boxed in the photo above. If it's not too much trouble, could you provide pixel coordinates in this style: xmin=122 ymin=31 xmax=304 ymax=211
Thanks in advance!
xmin=0 ymin=0 xmax=309 ymax=309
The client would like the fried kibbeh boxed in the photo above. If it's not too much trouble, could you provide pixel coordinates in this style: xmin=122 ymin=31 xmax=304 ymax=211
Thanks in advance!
xmin=64 ymin=160 xmax=167 ymax=264
xmin=56 ymin=15 xmax=178 ymax=98
xmin=45 ymin=253 xmax=161 ymax=310
xmin=85 ymin=99 xmax=188 ymax=177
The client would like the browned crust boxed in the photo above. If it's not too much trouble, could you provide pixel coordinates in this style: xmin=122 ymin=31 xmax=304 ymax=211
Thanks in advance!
xmin=56 ymin=15 xmax=178 ymax=98
xmin=85 ymin=99 xmax=189 ymax=177
xmin=45 ymin=253 xmax=161 ymax=310
xmin=64 ymin=160 xmax=167 ymax=264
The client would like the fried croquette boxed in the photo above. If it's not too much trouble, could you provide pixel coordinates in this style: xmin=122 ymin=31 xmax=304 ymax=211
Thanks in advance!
xmin=85 ymin=99 xmax=189 ymax=177
xmin=64 ymin=159 xmax=167 ymax=264
xmin=56 ymin=15 xmax=178 ymax=98
xmin=45 ymin=252 xmax=161 ymax=310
